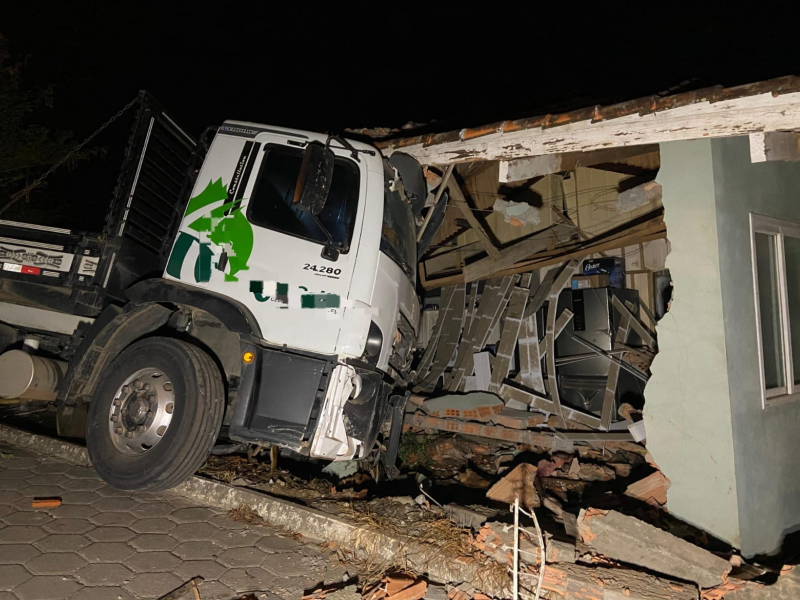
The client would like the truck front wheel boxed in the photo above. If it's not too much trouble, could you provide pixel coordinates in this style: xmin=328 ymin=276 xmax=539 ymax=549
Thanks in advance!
xmin=86 ymin=337 xmax=224 ymax=491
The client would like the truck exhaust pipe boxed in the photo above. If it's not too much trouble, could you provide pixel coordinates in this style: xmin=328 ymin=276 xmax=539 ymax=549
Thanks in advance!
xmin=0 ymin=350 xmax=68 ymax=401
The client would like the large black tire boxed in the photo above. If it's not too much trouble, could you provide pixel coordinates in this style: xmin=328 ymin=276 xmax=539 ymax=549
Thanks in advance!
xmin=86 ymin=337 xmax=225 ymax=491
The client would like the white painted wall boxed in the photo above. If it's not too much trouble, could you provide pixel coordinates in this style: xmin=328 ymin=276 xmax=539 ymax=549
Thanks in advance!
xmin=645 ymin=139 xmax=741 ymax=547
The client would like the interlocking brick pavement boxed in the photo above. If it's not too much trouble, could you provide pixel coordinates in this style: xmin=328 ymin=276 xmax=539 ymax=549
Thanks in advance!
xmin=0 ymin=445 xmax=347 ymax=599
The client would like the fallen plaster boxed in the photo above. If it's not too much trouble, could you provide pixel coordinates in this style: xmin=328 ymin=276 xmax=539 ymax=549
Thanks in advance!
xmin=644 ymin=139 xmax=741 ymax=547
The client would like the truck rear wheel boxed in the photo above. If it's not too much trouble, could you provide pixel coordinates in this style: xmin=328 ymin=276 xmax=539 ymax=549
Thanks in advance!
xmin=86 ymin=337 xmax=224 ymax=491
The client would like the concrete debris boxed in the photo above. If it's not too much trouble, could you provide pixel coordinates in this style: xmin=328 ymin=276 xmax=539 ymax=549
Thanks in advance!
xmin=625 ymin=470 xmax=670 ymax=506
xmin=539 ymin=477 xmax=587 ymax=503
xmin=485 ymin=463 xmax=539 ymax=508
xmin=608 ymin=461 xmax=632 ymax=477
xmin=489 ymin=407 xmax=545 ymax=429
xmin=492 ymin=198 xmax=541 ymax=226
xmin=457 ymin=468 xmax=492 ymax=489
xmin=567 ymin=457 xmax=581 ymax=479
xmin=575 ymin=463 xmax=616 ymax=482
xmin=705 ymin=566 xmax=800 ymax=599
xmin=578 ymin=508 xmax=732 ymax=589
xmin=327 ymin=586 xmax=362 ymax=600
xmin=474 ymin=520 xmax=576 ymax=566
xmin=322 ymin=460 xmax=360 ymax=479
xmin=422 ymin=392 xmax=504 ymax=421
xmin=502 ymin=397 xmax=528 ymax=411
xmin=424 ymin=585 xmax=448 ymax=600
xmin=443 ymin=503 xmax=496 ymax=530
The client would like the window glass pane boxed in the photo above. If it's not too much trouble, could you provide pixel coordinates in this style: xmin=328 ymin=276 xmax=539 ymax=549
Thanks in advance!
xmin=247 ymin=146 xmax=360 ymax=251
xmin=784 ymin=236 xmax=800 ymax=385
xmin=755 ymin=232 xmax=785 ymax=389
xmin=380 ymin=164 xmax=417 ymax=282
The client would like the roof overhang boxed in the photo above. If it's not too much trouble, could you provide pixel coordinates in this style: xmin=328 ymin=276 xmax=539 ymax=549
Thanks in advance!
xmin=379 ymin=76 xmax=800 ymax=166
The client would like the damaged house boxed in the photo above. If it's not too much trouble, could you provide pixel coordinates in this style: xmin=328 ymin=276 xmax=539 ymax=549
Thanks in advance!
xmin=367 ymin=76 xmax=800 ymax=561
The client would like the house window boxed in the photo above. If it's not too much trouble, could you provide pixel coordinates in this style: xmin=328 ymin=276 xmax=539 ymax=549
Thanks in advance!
xmin=751 ymin=214 xmax=800 ymax=407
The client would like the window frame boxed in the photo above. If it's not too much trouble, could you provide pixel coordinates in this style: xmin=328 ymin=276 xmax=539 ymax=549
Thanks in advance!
xmin=245 ymin=143 xmax=361 ymax=253
xmin=750 ymin=213 xmax=800 ymax=407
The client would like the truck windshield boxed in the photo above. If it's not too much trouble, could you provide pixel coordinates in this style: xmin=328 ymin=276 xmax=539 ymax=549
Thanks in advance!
xmin=381 ymin=165 xmax=417 ymax=282
xmin=247 ymin=145 xmax=359 ymax=251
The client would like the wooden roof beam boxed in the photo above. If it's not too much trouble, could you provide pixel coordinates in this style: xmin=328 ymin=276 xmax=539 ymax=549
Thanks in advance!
xmin=383 ymin=87 xmax=800 ymax=167
xmin=499 ymin=145 xmax=659 ymax=182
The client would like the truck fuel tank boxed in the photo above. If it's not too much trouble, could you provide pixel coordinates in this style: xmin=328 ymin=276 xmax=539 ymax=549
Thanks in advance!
xmin=0 ymin=350 xmax=68 ymax=401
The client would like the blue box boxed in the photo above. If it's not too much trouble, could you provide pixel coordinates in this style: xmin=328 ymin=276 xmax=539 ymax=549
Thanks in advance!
xmin=582 ymin=257 xmax=625 ymax=288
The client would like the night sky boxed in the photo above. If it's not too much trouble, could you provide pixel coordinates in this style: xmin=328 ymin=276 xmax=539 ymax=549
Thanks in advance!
xmin=2 ymin=4 xmax=797 ymax=229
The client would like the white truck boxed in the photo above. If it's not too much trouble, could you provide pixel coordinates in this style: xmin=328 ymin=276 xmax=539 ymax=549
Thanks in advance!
xmin=0 ymin=92 xmax=425 ymax=490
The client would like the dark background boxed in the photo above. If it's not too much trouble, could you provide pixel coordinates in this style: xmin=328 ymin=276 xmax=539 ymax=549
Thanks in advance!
xmin=2 ymin=3 xmax=797 ymax=230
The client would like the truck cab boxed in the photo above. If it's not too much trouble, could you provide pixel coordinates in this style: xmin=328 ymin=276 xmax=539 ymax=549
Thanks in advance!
xmin=0 ymin=94 xmax=423 ymax=490
xmin=161 ymin=122 xmax=420 ymax=462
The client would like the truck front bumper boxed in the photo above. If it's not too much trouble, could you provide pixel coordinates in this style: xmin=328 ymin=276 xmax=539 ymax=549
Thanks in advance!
xmin=228 ymin=342 xmax=390 ymax=461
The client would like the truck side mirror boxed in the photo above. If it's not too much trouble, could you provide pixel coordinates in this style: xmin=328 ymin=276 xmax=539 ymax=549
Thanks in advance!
xmin=293 ymin=142 xmax=335 ymax=216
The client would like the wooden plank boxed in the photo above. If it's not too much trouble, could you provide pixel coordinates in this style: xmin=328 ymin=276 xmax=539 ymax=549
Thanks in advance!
xmin=539 ymin=308 xmax=574 ymax=360
xmin=600 ymin=313 xmax=633 ymax=431
xmin=499 ymin=382 xmax=602 ymax=429
xmin=488 ymin=286 xmax=529 ymax=392
xmin=446 ymin=276 xmax=515 ymax=391
xmin=499 ymin=145 xmax=659 ymax=182
xmin=515 ymin=314 xmax=545 ymax=393
xmin=383 ymin=86 xmax=800 ymax=166
xmin=414 ymin=285 xmax=458 ymax=381
xmin=463 ymin=225 xmax=570 ymax=283
xmin=462 ymin=283 xmax=479 ymax=340
xmin=611 ymin=295 xmax=657 ymax=349
xmin=544 ymin=261 xmax=581 ymax=427
xmin=514 ymin=269 xmax=555 ymax=391
xmin=414 ymin=284 xmax=466 ymax=393
xmin=417 ymin=164 xmax=453 ymax=241
xmin=419 ymin=213 xmax=666 ymax=290
xmin=448 ymin=179 xmax=502 ymax=260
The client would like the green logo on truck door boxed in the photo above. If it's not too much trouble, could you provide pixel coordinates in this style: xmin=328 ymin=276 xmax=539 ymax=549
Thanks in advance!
xmin=166 ymin=179 xmax=253 ymax=282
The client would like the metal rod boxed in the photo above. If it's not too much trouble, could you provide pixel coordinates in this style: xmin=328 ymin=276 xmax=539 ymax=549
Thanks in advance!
xmin=567 ymin=334 xmax=649 ymax=382
xmin=513 ymin=497 xmax=520 ymax=600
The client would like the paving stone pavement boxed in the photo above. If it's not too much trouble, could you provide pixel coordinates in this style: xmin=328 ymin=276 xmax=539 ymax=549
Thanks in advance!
xmin=0 ymin=445 xmax=350 ymax=600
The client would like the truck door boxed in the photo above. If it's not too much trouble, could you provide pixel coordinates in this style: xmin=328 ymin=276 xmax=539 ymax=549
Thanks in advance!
xmin=204 ymin=128 xmax=367 ymax=356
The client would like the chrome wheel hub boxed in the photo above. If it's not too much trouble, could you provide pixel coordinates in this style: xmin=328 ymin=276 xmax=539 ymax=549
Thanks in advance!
xmin=108 ymin=368 xmax=175 ymax=455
